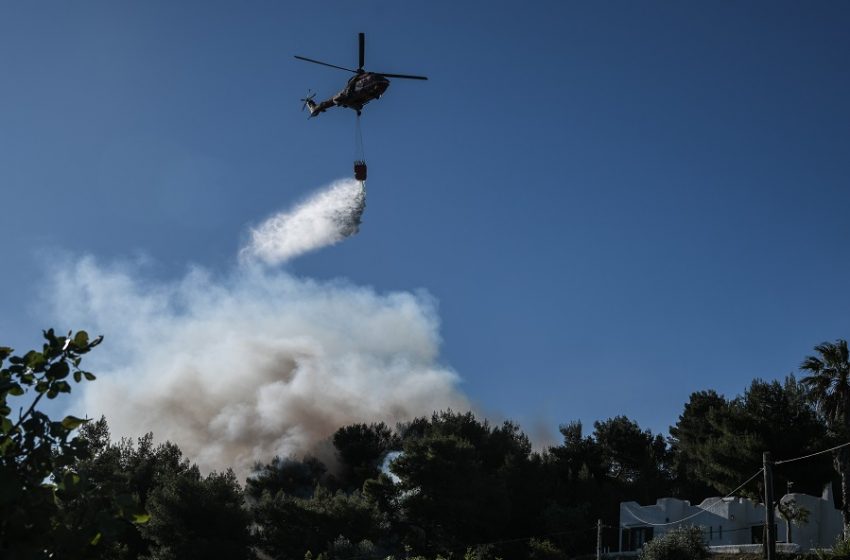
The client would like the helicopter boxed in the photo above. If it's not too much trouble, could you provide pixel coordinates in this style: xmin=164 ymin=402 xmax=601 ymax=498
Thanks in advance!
xmin=295 ymin=33 xmax=428 ymax=117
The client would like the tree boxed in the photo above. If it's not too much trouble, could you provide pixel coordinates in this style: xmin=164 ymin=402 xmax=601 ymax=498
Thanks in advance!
xmin=777 ymin=496 xmax=809 ymax=543
xmin=246 ymin=455 xmax=327 ymax=501
xmin=669 ymin=378 xmax=832 ymax=500
xmin=393 ymin=430 xmax=486 ymax=554
xmin=800 ymin=339 xmax=850 ymax=534
xmin=332 ymin=422 xmax=400 ymax=491
xmin=1 ymin=330 xmax=98 ymax=557
xmin=66 ymin=419 xmax=153 ymax=559
xmin=71 ymin=422 xmax=239 ymax=560
xmin=143 ymin=468 xmax=254 ymax=560
xmin=251 ymin=484 xmax=381 ymax=560
xmin=668 ymin=390 xmax=728 ymax=500
xmin=247 ymin=453 xmax=389 ymax=560
xmin=738 ymin=377 xmax=832 ymax=495
xmin=0 ymin=329 xmax=146 ymax=559
xmin=540 ymin=421 xmax=605 ymax=554
xmin=593 ymin=416 xmax=672 ymax=503
xmin=390 ymin=411 xmax=537 ymax=558
xmin=541 ymin=417 xmax=672 ymax=555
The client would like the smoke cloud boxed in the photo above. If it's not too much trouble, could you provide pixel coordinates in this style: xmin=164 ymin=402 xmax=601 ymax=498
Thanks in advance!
xmin=49 ymin=179 xmax=467 ymax=479
xmin=241 ymin=178 xmax=366 ymax=265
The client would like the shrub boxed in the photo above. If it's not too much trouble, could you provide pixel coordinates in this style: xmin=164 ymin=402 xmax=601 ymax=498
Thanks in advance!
xmin=528 ymin=538 xmax=568 ymax=560
xmin=463 ymin=544 xmax=500 ymax=560
xmin=816 ymin=535 xmax=850 ymax=560
xmin=638 ymin=526 xmax=709 ymax=560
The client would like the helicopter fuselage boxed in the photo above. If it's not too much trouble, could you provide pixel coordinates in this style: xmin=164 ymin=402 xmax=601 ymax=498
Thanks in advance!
xmin=332 ymin=72 xmax=390 ymax=112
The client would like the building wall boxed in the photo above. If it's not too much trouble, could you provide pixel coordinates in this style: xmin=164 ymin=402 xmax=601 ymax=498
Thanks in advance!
xmin=619 ymin=488 xmax=841 ymax=552
xmin=783 ymin=489 xmax=843 ymax=550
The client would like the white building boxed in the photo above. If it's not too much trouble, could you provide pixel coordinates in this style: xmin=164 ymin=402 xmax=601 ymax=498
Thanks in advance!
xmin=619 ymin=486 xmax=842 ymax=552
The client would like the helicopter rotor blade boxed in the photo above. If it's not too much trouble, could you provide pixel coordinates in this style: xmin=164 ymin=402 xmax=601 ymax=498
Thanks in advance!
xmin=358 ymin=33 xmax=365 ymax=71
xmin=376 ymin=72 xmax=428 ymax=80
xmin=294 ymin=55 xmax=357 ymax=73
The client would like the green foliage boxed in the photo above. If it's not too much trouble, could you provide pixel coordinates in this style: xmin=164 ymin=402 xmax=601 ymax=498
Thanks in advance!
xmin=815 ymin=535 xmax=850 ymax=560
xmin=251 ymin=481 xmax=382 ymax=560
xmin=332 ymin=422 xmax=400 ymax=491
xmin=800 ymin=340 xmax=850 ymax=531
xmin=462 ymin=544 xmax=500 ymax=560
xmin=392 ymin=411 xmax=536 ymax=557
xmin=800 ymin=340 xmax=850 ymax=434
xmin=712 ymin=555 xmax=811 ymax=560
xmin=246 ymin=454 xmax=327 ymax=500
xmin=593 ymin=416 xmax=672 ymax=504
xmin=669 ymin=377 xmax=833 ymax=500
xmin=248 ymin=454 xmax=382 ymax=559
xmin=541 ymin=418 xmax=669 ymax=555
xmin=779 ymin=496 xmax=811 ymax=543
xmin=637 ymin=526 xmax=708 ymax=560
xmin=834 ymin=538 xmax=850 ymax=560
xmin=1 ymin=333 xmax=829 ymax=560
xmin=528 ymin=538 xmax=567 ymax=560
xmin=67 ymin=424 xmax=256 ymax=560
xmin=594 ymin=416 xmax=668 ymax=484
xmin=142 ymin=467 xmax=253 ymax=560
xmin=0 ymin=329 xmax=111 ymax=558
xmin=667 ymin=390 xmax=727 ymax=500
xmin=324 ymin=535 xmax=377 ymax=559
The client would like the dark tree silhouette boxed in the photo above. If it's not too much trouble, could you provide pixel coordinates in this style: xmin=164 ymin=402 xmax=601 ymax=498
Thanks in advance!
xmin=801 ymin=339 xmax=850 ymax=535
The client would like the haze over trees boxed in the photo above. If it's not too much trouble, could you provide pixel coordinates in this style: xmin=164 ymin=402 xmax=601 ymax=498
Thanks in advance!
xmin=2 ymin=331 xmax=849 ymax=559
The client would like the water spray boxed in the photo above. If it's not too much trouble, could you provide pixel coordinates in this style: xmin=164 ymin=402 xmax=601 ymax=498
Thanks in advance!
xmin=242 ymin=179 xmax=367 ymax=266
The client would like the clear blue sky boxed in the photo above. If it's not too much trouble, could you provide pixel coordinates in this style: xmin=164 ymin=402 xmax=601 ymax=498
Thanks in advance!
xmin=2 ymin=1 xmax=850 ymax=441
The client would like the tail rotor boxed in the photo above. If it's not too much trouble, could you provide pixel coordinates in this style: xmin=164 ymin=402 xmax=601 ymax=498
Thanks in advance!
xmin=300 ymin=91 xmax=316 ymax=113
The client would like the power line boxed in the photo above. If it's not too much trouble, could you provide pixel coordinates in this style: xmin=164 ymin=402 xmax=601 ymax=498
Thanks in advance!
xmin=773 ymin=441 xmax=850 ymax=465
xmin=621 ymin=468 xmax=764 ymax=527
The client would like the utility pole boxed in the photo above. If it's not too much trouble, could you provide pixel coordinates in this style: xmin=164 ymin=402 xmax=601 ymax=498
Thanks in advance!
xmin=763 ymin=452 xmax=776 ymax=560
xmin=597 ymin=519 xmax=602 ymax=560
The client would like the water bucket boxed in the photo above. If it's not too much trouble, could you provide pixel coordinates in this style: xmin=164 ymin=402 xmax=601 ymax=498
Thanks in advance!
xmin=354 ymin=161 xmax=367 ymax=181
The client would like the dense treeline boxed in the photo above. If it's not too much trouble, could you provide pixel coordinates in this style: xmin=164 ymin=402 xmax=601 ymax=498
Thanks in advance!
xmin=2 ymin=331 xmax=849 ymax=559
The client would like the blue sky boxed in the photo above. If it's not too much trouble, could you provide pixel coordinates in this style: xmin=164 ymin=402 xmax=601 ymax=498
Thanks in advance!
xmin=2 ymin=1 xmax=850 ymax=442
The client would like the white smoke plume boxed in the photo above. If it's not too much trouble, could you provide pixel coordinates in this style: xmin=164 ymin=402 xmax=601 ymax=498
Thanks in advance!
xmin=242 ymin=178 xmax=366 ymax=265
xmin=48 ymin=179 xmax=467 ymax=480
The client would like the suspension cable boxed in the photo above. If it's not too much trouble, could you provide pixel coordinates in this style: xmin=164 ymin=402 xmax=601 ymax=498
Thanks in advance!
xmin=354 ymin=113 xmax=365 ymax=162
xmin=774 ymin=440 xmax=850 ymax=465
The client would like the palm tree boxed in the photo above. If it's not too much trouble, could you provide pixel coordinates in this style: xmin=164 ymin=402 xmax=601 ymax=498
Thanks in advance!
xmin=800 ymin=339 xmax=850 ymax=536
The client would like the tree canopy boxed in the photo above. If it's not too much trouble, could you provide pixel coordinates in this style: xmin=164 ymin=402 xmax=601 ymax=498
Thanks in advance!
xmin=4 ymin=330 xmax=848 ymax=559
